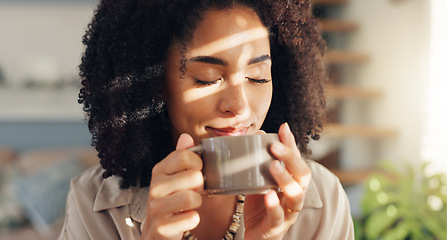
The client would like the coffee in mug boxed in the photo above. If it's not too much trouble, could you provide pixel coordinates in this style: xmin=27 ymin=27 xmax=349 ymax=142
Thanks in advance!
xmin=189 ymin=133 xmax=279 ymax=195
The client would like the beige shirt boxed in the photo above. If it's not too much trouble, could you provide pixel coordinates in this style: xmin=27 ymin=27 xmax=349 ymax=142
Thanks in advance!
xmin=59 ymin=160 xmax=354 ymax=239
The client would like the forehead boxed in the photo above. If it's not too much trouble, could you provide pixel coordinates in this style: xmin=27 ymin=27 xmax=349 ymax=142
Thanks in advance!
xmin=186 ymin=6 xmax=270 ymax=57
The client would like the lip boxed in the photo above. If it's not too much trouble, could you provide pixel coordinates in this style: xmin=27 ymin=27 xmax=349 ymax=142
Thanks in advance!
xmin=205 ymin=126 xmax=250 ymax=137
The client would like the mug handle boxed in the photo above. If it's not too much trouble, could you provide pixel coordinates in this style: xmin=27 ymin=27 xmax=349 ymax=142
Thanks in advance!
xmin=188 ymin=145 xmax=204 ymax=154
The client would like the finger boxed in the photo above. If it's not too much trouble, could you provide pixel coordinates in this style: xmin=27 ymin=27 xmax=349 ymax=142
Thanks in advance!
xmin=148 ymin=190 xmax=202 ymax=217
xmin=156 ymin=210 xmax=200 ymax=238
xmin=270 ymin=141 xmax=311 ymax=189
xmin=270 ymin=160 xmax=304 ymax=213
xmin=264 ymin=190 xmax=284 ymax=228
xmin=176 ymin=133 xmax=195 ymax=150
xmin=278 ymin=123 xmax=299 ymax=154
xmin=150 ymin=169 xmax=204 ymax=198
xmin=153 ymin=149 xmax=203 ymax=175
xmin=271 ymin=123 xmax=311 ymax=188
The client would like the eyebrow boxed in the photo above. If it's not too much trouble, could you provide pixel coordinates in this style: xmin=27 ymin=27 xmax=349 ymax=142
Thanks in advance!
xmin=248 ymin=54 xmax=271 ymax=65
xmin=187 ymin=54 xmax=271 ymax=66
xmin=188 ymin=56 xmax=227 ymax=66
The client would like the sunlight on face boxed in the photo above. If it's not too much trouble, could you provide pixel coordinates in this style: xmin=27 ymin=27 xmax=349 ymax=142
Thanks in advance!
xmin=189 ymin=26 xmax=269 ymax=64
xmin=164 ymin=6 xmax=273 ymax=144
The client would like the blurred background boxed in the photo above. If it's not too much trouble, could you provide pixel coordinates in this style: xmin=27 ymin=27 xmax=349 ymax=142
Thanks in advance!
xmin=0 ymin=0 xmax=446 ymax=239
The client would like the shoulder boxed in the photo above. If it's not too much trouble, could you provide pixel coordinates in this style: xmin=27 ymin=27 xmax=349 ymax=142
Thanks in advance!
xmin=284 ymin=160 xmax=355 ymax=239
xmin=299 ymin=159 xmax=343 ymax=210
xmin=69 ymin=165 xmax=131 ymax=212
xmin=59 ymin=166 xmax=107 ymax=239
xmin=72 ymin=165 xmax=106 ymax=186
xmin=305 ymin=159 xmax=347 ymax=201
xmin=305 ymin=159 xmax=341 ymax=187
xmin=70 ymin=165 xmax=106 ymax=199
xmin=59 ymin=166 xmax=133 ymax=239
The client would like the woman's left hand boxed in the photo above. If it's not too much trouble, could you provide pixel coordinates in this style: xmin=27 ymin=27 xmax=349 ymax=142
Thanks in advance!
xmin=244 ymin=122 xmax=312 ymax=240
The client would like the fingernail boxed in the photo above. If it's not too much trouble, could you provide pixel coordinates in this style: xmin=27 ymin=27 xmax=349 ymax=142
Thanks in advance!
xmin=266 ymin=190 xmax=280 ymax=207
xmin=256 ymin=130 xmax=266 ymax=135
xmin=284 ymin=122 xmax=292 ymax=134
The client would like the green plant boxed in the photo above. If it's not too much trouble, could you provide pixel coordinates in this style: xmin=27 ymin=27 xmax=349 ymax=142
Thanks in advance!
xmin=357 ymin=161 xmax=447 ymax=240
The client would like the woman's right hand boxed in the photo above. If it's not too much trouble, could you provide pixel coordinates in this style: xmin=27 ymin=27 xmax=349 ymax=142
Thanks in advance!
xmin=141 ymin=133 xmax=204 ymax=240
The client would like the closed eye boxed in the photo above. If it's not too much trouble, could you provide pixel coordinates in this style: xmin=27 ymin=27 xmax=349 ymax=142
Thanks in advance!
xmin=246 ymin=77 xmax=271 ymax=84
xmin=194 ymin=78 xmax=223 ymax=87
xmin=195 ymin=77 xmax=270 ymax=87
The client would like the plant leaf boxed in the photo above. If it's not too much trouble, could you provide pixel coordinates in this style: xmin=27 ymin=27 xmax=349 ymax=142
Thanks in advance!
xmin=364 ymin=208 xmax=398 ymax=239
xmin=420 ymin=211 xmax=447 ymax=238
xmin=381 ymin=222 xmax=408 ymax=240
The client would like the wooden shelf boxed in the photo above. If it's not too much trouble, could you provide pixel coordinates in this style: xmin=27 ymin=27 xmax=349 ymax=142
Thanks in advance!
xmin=325 ymin=50 xmax=369 ymax=64
xmin=318 ymin=19 xmax=358 ymax=33
xmin=312 ymin=0 xmax=348 ymax=5
xmin=325 ymin=86 xmax=383 ymax=99
xmin=329 ymin=169 xmax=373 ymax=185
xmin=324 ymin=124 xmax=398 ymax=139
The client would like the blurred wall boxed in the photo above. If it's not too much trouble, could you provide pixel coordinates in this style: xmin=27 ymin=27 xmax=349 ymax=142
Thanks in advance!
xmin=341 ymin=0 xmax=429 ymax=167
xmin=0 ymin=1 xmax=96 ymax=84
xmin=0 ymin=1 xmax=96 ymax=152
xmin=0 ymin=121 xmax=91 ymax=151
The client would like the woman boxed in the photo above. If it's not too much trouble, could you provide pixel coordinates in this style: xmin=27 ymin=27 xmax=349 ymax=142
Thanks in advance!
xmin=59 ymin=0 xmax=354 ymax=239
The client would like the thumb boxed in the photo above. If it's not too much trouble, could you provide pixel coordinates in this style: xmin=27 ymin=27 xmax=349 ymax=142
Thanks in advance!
xmin=256 ymin=129 xmax=267 ymax=135
xmin=176 ymin=133 xmax=195 ymax=150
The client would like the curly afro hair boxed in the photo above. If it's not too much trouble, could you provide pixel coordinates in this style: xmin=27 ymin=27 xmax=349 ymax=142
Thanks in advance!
xmin=79 ymin=0 xmax=327 ymax=188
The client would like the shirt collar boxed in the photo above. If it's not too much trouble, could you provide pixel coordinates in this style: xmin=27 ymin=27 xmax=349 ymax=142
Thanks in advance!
xmin=93 ymin=175 xmax=132 ymax=212
xmin=303 ymin=175 xmax=323 ymax=209
xmin=93 ymin=175 xmax=149 ymax=223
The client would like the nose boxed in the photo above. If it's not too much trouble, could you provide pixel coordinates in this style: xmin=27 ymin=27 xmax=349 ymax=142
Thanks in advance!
xmin=218 ymin=82 xmax=249 ymax=116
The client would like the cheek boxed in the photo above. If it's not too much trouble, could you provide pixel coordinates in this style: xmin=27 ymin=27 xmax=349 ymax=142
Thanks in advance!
xmin=182 ymin=89 xmax=217 ymax=114
xmin=251 ymin=85 xmax=273 ymax=116
xmin=166 ymin=80 xmax=210 ymax=115
xmin=171 ymin=89 xmax=217 ymax=124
